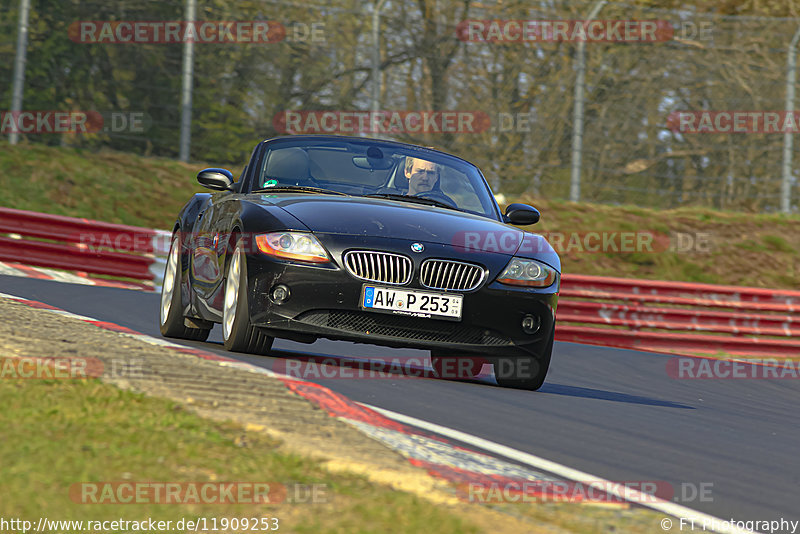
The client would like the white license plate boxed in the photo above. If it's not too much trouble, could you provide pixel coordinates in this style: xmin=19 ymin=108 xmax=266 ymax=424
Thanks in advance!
xmin=361 ymin=285 xmax=463 ymax=320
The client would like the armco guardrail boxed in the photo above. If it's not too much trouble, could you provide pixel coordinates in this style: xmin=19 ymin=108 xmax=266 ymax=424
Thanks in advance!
xmin=0 ymin=207 xmax=170 ymax=285
xmin=558 ymin=274 xmax=800 ymax=357
xmin=560 ymin=274 xmax=800 ymax=310
xmin=1 ymin=207 xmax=797 ymax=357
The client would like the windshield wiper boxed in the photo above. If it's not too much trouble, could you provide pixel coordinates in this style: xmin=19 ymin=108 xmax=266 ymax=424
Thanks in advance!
xmin=363 ymin=193 xmax=461 ymax=211
xmin=252 ymin=185 xmax=349 ymax=196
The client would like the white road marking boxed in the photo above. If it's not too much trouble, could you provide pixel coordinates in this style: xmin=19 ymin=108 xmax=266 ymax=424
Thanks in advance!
xmin=48 ymin=309 xmax=98 ymax=322
xmin=361 ymin=403 xmax=761 ymax=534
xmin=0 ymin=263 xmax=27 ymax=278
xmin=0 ymin=262 xmax=152 ymax=291
xmin=345 ymin=419 xmax=558 ymax=481
xmin=0 ymin=290 xmax=765 ymax=533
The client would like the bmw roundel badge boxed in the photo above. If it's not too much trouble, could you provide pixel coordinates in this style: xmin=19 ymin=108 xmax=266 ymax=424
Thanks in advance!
xmin=411 ymin=242 xmax=424 ymax=253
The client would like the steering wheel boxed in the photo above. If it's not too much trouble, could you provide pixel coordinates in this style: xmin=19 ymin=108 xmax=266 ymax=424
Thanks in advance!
xmin=415 ymin=190 xmax=458 ymax=208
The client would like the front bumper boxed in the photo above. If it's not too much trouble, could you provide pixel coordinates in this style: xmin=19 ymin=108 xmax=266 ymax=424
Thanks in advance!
xmin=242 ymin=238 xmax=558 ymax=357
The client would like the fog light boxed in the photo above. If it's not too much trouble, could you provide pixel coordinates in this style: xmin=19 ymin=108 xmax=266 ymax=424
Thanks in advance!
xmin=271 ymin=284 xmax=290 ymax=304
xmin=521 ymin=314 xmax=540 ymax=335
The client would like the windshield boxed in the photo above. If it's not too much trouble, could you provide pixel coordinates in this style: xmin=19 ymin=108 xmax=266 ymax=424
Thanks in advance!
xmin=254 ymin=137 xmax=500 ymax=219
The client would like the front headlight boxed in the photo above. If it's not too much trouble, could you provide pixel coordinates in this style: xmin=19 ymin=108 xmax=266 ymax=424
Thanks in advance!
xmin=497 ymin=258 xmax=557 ymax=287
xmin=255 ymin=232 xmax=329 ymax=263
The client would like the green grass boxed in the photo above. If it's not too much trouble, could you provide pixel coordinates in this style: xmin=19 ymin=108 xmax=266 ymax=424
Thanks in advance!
xmin=0 ymin=372 xmax=675 ymax=534
xmin=0 ymin=144 xmax=207 ymax=228
xmin=2 ymin=142 xmax=798 ymax=288
xmin=491 ymin=501 xmax=672 ymax=534
xmin=0 ymin=378 xmax=478 ymax=533
xmin=521 ymin=196 xmax=800 ymax=289
xmin=761 ymin=234 xmax=793 ymax=253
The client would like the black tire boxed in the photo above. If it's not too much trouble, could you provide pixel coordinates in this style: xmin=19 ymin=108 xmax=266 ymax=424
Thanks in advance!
xmin=222 ymin=240 xmax=274 ymax=355
xmin=492 ymin=334 xmax=553 ymax=391
xmin=430 ymin=351 xmax=484 ymax=380
xmin=159 ymin=235 xmax=210 ymax=341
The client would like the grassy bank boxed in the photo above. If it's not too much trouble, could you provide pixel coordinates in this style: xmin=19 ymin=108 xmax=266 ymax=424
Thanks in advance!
xmin=0 ymin=143 xmax=206 ymax=228
xmin=2 ymin=143 xmax=798 ymax=288
xmin=524 ymin=196 xmax=799 ymax=289
xmin=0 ymin=378 xmax=477 ymax=533
xmin=0 ymin=297 xmax=672 ymax=534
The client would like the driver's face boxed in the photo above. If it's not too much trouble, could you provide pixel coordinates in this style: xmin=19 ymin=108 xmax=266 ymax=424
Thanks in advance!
xmin=406 ymin=159 xmax=438 ymax=195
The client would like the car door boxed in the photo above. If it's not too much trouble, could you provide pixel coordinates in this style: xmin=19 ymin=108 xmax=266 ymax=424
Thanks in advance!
xmin=189 ymin=194 xmax=224 ymax=301
xmin=190 ymin=143 xmax=266 ymax=312
xmin=190 ymin=160 xmax=256 ymax=311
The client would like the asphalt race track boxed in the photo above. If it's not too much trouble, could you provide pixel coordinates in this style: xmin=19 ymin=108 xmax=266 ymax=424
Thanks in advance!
xmin=4 ymin=274 xmax=798 ymax=527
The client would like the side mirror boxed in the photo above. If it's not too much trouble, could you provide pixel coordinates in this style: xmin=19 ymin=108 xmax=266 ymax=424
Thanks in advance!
xmin=197 ymin=168 xmax=234 ymax=191
xmin=504 ymin=203 xmax=540 ymax=225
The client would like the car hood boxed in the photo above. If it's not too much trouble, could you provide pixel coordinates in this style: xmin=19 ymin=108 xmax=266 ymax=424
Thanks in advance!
xmin=246 ymin=194 xmax=560 ymax=269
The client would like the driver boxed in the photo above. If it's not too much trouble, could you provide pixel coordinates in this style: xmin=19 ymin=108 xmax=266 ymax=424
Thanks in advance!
xmin=404 ymin=157 xmax=457 ymax=208
xmin=405 ymin=157 xmax=440 ymax=196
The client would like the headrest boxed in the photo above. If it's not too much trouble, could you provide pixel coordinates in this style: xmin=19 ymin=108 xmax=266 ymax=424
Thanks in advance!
xmin=265 ymin=148 xmax=310 ymax=181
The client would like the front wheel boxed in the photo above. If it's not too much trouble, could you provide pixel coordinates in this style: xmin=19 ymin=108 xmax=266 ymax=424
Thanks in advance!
xmin=492 ymin=334 xmax=553 ymax=391
xmin=222 ymin=241 xmax=274 ymax=355
xmin=159 ymin=235 xmax=210 ymax=341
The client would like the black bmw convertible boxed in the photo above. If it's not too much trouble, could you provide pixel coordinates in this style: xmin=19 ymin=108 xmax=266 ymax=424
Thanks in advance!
xmin=159 ymin=135 xmax=560 ymax=390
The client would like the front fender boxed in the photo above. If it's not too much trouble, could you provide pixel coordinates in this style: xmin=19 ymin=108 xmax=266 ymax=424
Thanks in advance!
xmin=169 ymin=193 xmax=213 ymax=321
xmin=177 ymin=193 xmax=212 ymax=235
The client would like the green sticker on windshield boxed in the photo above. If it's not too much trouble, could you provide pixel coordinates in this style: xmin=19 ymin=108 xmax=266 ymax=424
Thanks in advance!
xmin=264 ymin=179 xmax=278 ymax=187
